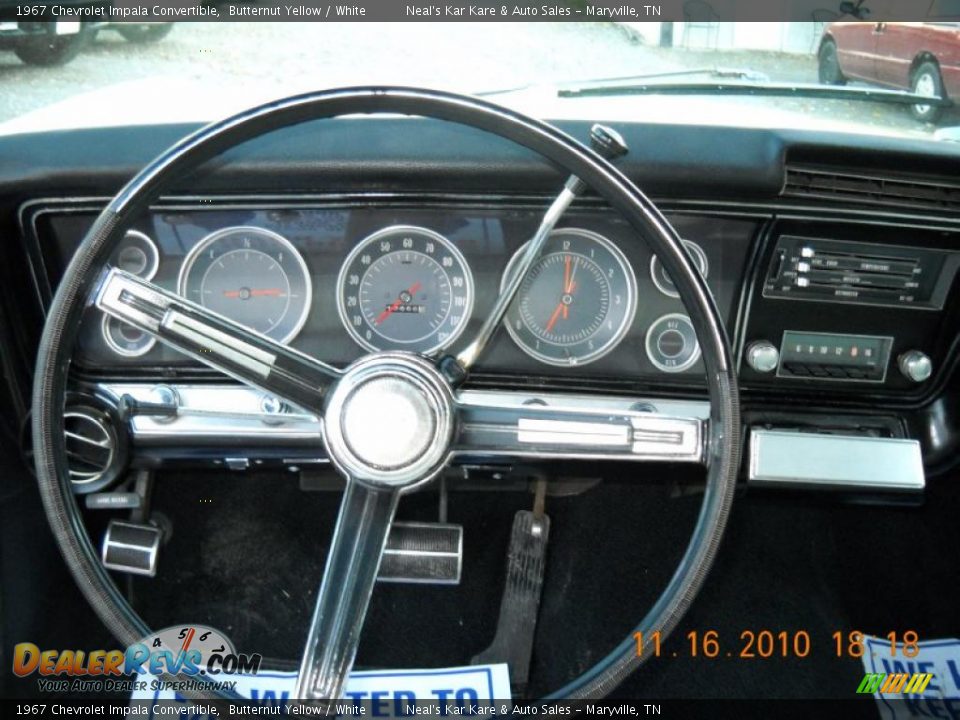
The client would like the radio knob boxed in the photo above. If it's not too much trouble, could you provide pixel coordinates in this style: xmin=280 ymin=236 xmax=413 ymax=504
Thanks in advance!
xmin=746 ymin=341 xmax=780 ymax=373
xmin=898 ymin=350 xmax=932 ymax=383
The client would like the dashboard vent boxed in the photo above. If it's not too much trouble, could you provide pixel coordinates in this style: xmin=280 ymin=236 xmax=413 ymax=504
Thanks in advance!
xmin=64 ymin=408 xmax=115 ymax=486
xmin=783 ymin=166 xmax=960 ymax=214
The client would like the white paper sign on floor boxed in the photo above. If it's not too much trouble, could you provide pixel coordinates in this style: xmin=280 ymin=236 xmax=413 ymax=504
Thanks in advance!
xmin=133 ymin=663 xmax=512 ymax=718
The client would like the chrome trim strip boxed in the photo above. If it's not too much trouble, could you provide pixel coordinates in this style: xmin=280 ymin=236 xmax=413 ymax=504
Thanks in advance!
xmin=517 ymin=418 xmax=630 ymax=446
xmin=100 ymin=383 xmax=711 ymax=454
xmin=455 ymin=394 xmax=705 ymax=464
xmin=161 ymin=311 xmax=274 ymax=379
xmin=100 ymin=383 xmax=322 ymax=441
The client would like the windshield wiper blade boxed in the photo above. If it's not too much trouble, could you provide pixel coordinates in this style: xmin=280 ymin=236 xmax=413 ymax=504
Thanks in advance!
xmin=477 ymin=67 xmax=769 ymax=97
xmin=559 ymin=80 xmax=953 ymax=108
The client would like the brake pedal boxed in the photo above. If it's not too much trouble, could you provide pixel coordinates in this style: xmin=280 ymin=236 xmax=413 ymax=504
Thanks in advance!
xmin=101 ymin=519 xmax=162 ymax=577
xmin=472 ymin=509 xmax=550 ymax=695
xmin=377 ymin=522 xmax=463 ymax=585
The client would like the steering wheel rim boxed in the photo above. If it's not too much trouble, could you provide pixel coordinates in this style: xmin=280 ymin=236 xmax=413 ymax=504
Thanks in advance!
xmin=32 ymin=86 xmax=740 ymax=700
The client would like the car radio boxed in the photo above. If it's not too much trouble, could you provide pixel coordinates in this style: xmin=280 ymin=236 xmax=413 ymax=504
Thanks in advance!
xmin=775 ymin=331 xmax=893 ymax=382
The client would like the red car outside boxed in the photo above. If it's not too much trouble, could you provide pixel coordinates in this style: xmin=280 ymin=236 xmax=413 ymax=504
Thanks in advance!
xmin=818 ymin=22 xmax=960 ymax=122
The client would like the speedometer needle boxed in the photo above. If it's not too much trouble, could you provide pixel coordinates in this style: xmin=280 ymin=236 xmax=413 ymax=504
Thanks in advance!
xmin=376 ymin=281 xmax=422 ymax=325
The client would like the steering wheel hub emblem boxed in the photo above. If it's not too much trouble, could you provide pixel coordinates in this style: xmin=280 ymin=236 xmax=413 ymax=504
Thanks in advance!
xmin=342 ymin=376 xmax=437 ymax=469
xmin=323 ymin=353 xmax=454 ymax=488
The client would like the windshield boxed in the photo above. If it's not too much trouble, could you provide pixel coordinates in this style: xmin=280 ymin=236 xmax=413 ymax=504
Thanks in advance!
xmin=2 ymin=17 xmax=958 ymax=140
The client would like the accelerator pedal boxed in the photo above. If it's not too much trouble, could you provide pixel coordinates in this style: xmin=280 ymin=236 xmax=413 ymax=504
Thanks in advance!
xmin=472 ymin=509 xmax=550 ymax=695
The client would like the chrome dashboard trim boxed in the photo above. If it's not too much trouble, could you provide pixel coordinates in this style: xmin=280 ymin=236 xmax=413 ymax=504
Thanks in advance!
xmin=100 ymin=382 xmax=710 ymax=452
xmin=100 ymin=383 xmax=322 ymax=443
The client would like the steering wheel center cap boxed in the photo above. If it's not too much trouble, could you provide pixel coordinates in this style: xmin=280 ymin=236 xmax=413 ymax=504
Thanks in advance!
xmin=342 ymin=376 xmax=436 ymax=469
xmin=323 ymin=353 xmax=454 ymax=489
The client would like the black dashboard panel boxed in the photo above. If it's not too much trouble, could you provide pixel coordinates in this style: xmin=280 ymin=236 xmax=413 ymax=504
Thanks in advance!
xmin=30 ymin=200 xmax=756 ymax=384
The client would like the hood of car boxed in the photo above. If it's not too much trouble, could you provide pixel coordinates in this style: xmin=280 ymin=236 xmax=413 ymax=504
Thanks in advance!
xmin=0 ymin=74 xmax=942 ymax=143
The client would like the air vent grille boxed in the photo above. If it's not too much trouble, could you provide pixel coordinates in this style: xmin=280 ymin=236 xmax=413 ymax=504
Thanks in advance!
xmin=64 ymin=409 xmax=115 ymax=485
xmin=783 ymin=166 xmax=960 ymax=214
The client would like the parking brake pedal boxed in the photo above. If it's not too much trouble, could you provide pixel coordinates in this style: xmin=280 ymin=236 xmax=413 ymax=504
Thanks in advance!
xmin=377 ymin=522 xmax=463 ymax=584
xmin=472 ymin=509 xmax=550 ymax=695
xmin=101 ymin=520 xmax=162 ymax=577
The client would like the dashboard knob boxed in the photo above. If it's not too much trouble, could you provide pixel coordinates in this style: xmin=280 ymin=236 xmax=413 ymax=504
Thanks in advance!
xmin=745 ymin=341 xmax=780 ymax=373
xmin=898 ymin=350 xmax=932 ymax=383
xmin=150 ymin=384 xmax=180 ymax=407
xmin=590 ymin=123 xmax=629 ymax=161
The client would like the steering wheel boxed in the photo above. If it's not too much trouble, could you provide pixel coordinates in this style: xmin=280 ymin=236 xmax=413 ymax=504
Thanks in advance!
xmin=32 ymin=87 xmax=740 ymax=701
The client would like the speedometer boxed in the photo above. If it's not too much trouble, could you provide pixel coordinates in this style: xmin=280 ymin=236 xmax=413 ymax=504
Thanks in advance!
xmin=503 ymin=228 xmax=637 ymax=366
xmin=178 ymin=226 xmax=312 ymax=344
xmin=337 ymin=225 xmax=474 ymax=354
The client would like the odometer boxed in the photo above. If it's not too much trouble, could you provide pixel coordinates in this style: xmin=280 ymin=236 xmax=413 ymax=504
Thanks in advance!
xmin=503 ymin=228 xmax=637 ymax=366
xmin=337 ymin=225 xmax=474 ymax=354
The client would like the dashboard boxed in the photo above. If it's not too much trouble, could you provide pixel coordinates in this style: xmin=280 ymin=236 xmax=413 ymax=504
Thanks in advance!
xmin=30 ymin=201 xmax=754 ymax=381
xmin=7 ymin=117 xmax=960 ymax=494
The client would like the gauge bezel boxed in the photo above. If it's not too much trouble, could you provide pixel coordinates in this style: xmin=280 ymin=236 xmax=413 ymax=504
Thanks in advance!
xmin=336 ymin=224 xmax=475 ymax=355
xmin=100 ymin=314 xmax=157 ymax=358
xmin=650 ymin=240 xmax=709 ymax=299
xmin=502 ymin=227 xmax=638 ymax=367
xmin=113 ymin=229 xmax=160 ymax=281
xmin=645 ymin=312 xmax=702 ymax=373
xmin=177 ymin=225 xmax=312 ymax=345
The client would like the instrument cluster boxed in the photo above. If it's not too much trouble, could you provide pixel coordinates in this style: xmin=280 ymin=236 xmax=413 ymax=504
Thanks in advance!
xmin=53 ymin=204 xmax=755 ymax=380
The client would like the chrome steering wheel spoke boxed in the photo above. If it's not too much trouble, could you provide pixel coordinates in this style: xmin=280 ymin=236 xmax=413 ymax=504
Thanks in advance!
xmin=294 ymin=479 xmax=400 ymax=702
xmin=95 ymin=268 xmax=339 ymax=415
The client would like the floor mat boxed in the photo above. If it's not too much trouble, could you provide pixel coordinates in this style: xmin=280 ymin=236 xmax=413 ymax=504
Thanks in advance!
xmin=129 ymin=466 xmax=960 ymax=701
